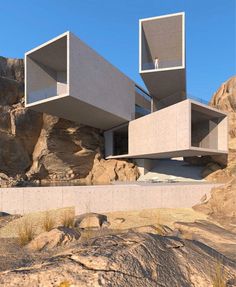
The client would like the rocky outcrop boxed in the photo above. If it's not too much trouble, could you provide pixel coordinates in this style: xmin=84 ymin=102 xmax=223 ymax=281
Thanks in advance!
xmin=0 ymin=56 xmax=139 ymax=184
xmin=87 ymin=156 xmax=139 ymax=184
xmin=194 ymin=180 xmax=236 ymax=230
xmin=210 ymin=76 xmax=236 ymax=155
xmin=74 ymin=213 xmax=108 ymax=229
xmin=0 ymin=232 xmax=235 ymax=286
xmin=174 ymin=220 xmax=236 ymax=261
xmin=27 ymin=227 xmax=80 ymax=251
xmin=200 ymin=76 xmax=236 ymax=181
xmin=0 ymin=57 xmax=43 ymax=177
xmin=26 ymin=114 xmax=103 ymax=181
xmin=0 ymin=57 xmax=24 ymax=84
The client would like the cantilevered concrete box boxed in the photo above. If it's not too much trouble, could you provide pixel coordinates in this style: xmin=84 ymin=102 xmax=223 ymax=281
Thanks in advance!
xmin=139 ymin=12 xmax=186 ymax=108
xmin=106 ymin=99 xmax=228 ymax=159
xmin=25 ymin=32 xmax=135 ymax=129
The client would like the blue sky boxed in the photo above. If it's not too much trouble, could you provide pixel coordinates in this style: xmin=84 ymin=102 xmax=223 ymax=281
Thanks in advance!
xmin=0 ymin=0 xmax=235 ymax=101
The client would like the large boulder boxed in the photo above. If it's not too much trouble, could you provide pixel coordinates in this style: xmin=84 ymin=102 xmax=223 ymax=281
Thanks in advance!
xmin=74 ymin=213 xmax=108 ymax=229
xmin=210 ymin=76 xmax=236 ymax=155
xmin=88 ymin=156 xmax=139 ymax=184
xmin=0 ymin=232 xmax=235 ymax=286
xmin=200 ymin=76 xmax=236 ymax=181
xmin=27 ymin=227 xmax=80 ymax=252
xmin=194 ymin=180 xmax=236 ymax=228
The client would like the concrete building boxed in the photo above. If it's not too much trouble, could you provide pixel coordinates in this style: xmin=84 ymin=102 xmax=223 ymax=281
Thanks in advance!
xmin=25 ymin=12 xmax=228 ymax=171
xmin=139 ymin=12 xmax=186 ymax=110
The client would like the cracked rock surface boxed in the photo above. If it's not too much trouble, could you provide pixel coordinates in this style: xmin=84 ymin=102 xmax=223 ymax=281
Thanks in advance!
xmin=0 ymin=232 xmax=235 ymax=287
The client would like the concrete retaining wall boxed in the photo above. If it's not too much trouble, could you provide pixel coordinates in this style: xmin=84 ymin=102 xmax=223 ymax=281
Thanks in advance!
xmin=0 ymin=183 xmax=221 ymax=215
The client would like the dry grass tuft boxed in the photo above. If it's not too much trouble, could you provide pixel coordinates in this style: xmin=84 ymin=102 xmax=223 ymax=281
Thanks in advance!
xmin=42 ymin=211 xmax=55 ymax=232
xmin=212 ymin=260 xmax=226 ymax=287
xmin=17 ymin=219 xmax=35 ymax=246
xmin=61 ymin=210 xmax=75 ymax=228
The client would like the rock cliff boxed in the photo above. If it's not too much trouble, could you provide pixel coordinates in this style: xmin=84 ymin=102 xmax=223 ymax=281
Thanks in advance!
xmin=0 ymin=56 xmax=139 ymax=185
xmin=202 ymin=76 xmax=236 ymax=181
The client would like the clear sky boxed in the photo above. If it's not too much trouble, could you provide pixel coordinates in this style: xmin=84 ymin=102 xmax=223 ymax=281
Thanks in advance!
xmin=0 ymin=0 xmax=235 ymax=102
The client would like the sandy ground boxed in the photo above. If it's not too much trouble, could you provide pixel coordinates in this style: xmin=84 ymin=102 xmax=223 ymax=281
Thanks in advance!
xmin=0 ymin=207 xmax=212 ymax=238
xmin=105 ymin=208 xmax=211 ymax=229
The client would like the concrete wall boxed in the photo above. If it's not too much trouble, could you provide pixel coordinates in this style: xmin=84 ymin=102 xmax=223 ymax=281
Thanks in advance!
xmin=25 ymin=32 xmax=136 ymax=130
xmin=192 ymin=119 xmax=218 ymax=149
xmin=139 ymin=12 xmax=186 ymax=104
xmin=129 ymin=100 xmax=190 ymax=155
xmin=69 ymin=32 xmax=135 ymax=122
xmin=0 ymin=183 xmax=220 ymax=215
xmin=190 ymin=101 xmax=228 ymax=152
xmin=141 ymin=13 xmax=184 ymax=70
xmin=26 ymin=57 xmax=58 ymax=104
xmin=218 ymin=116 xmax=228 ymax=151
xmin=25 ymin=34 xmax=68 ymax=105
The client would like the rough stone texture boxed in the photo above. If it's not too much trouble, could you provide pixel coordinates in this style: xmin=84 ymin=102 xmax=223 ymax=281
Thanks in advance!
xmin=27 ymin=227 xmax=80 ymax=251
xmin=26 ymin=114 xmax=103 ymax=181
xmin=88 ymin=156 xmax=139 ymax=184
xmin=74 ymin=213 xmax=108 ymax=229
xmin=194 ymin=180 xmax=236 ymax=230
xmin=0 ymin=56 xmax=24 ymax=83
xmin=0 ymin=56 xmax=139 ymax=184
xmin=202 ymin=76 xmax=236 ymax=181
xmin=0 ymin=173 xmax=24 ymax=188
xmin=131 ymin=224 xmax=172 ymax=235
xmin=174 ymin=220 xmax=236 ymax=261
xmin=0 ymin=232 xmax=235 ymax=287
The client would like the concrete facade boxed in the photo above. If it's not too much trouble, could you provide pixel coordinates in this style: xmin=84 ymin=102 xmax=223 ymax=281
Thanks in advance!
xmin=25 ymin=12 xmax=228 ymax=163
xmin=139 ymin=13 xmax=186 ymax=107
xmin=25 ymin=32 xmax=136 ymax=129
xmin=106 ymin=99 xmax=228 ymax=159
xmin=0 ymin=183 xmax=221 ymax=215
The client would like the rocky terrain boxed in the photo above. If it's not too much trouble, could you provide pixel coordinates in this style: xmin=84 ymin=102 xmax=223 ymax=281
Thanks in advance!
xmin=0 ymin=210 xmax=235 ymax=287
xmin=0 ymin=56 xmax=139 ymax=186
xmin=1 ymin=57 xmax=236 ymax=286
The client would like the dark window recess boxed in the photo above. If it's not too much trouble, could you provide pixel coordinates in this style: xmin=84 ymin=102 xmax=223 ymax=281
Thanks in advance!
xmin=113 ymin=126 xmax=128 ymax=155
xmin=135 ymin=104 xmax=150 ymax=118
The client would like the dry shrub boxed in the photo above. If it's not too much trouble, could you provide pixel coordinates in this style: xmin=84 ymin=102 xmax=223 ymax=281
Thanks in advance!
xmin=212 ymin=261 xmax=226 ymax=287
xmin=42 ymin=211 xmax=55 ymax=232
xmin=61 ymin=210 xmax=75 ymax=228
xmin=17 ymin=219 xmax=35 ymax=246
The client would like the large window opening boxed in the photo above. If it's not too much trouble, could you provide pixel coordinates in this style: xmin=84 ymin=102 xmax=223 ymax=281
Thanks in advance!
xmin=113 ymin=125 xmax=128 ymax=156
xmin=141 ymin=14 xmax=183 ymax=71
xmin=191 ymin=104 xmax=224 ymax=150
xmin=26 ymin=35 xmax=67 ymax=104
xmin=135 ymin=85 xmax=151 ymax=118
